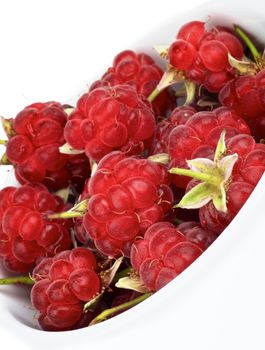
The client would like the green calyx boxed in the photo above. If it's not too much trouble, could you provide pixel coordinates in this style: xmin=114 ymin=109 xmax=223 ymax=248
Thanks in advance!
xmin=170 ymin=131 xmax=238 ymax=213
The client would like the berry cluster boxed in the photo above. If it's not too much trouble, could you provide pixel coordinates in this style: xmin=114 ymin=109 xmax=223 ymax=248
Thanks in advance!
xmin=0 ymin=183 xmax=71 ymax=272
xmin=64 ymin=85 xmax=156 ymax=162
xmin=168 ymin=21 xmax=243 ymax=92
xmin=0 ymin=19 xmax=264 ymax=333
xmin=4 ymin=102 xmax=90 ymax=191
xmin=83 ymin=151 xmax=173 ymax=257
xmin=31 ymin=247 xmax=100 ymax=331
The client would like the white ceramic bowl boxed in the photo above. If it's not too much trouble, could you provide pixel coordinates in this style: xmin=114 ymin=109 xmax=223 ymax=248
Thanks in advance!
xmin=1 ymin=0 xmax=265 ymax=349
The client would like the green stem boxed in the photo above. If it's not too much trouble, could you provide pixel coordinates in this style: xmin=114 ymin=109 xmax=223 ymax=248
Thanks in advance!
xmin=234 ymin=25 xmax=261 ymax=63
xmin=48 ymin=211 xmax=84 ymax=219
xmin=169 ymin=167 xmax=215 ymax=183
xmin=0 ymin=276 xmax=34 ymax=285
xmin=0 ymin=139 xmax=7 ymax=145
xmin=89 ymin=293 xmax=152 ymax=326
xmin=147 ymin=87 xmax=161 ymax=102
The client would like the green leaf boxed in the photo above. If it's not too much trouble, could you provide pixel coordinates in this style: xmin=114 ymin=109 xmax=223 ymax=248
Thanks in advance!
xmin=175 ymin=182 xmax=214 ymax=209
xmin=115 ymin=274 xmax=149 ymax=293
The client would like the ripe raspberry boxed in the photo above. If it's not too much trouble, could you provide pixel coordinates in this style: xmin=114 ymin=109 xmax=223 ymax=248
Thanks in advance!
xmin=130 ymin=221 xmax=203 ymax=291
xmin=4 ymin=102 xmax=90 ymax=191
xmin=199 ymin=136 xmax=265 ymax=233
xmin=168 ymin=22 xmax=243 ymax=92
xmin=89 ymin=50 xmax=173 ymax=115
xmin=168 ymin=107 xmax=250 ymax=188
xmin=150 ymin=106 xmax=196 ymax=154
xmin=219 ymin=71 xmax=265 ymax=141
xmin=0 ymin=183 xmax=72 ymax=272
xmin=82 ymin=151 xmax=173 ymax=257
xmin=171 ymin=132 xmax=265 ymax=234
xmin=31 ymin=247 xmax=100 ymax=331
xmin=64 ymin=85 xmax=156 ymax=162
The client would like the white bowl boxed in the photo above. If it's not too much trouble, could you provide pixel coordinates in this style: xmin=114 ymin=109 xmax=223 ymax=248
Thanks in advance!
xmin=1 ymin=0 xmax=265 ymax=349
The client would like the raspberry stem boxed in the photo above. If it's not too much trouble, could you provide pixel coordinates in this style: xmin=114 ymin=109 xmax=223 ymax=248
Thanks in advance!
xmin=112 ymin=266 xmax=133 ymax=284
xmin=147 ymin=88 xmax=160 ymax=102
xmin=48 ymin=199 xmax=88 ymax=219
xmin=0 ymin=139 xmax=7 ymax=145
xmin=0 ymin=275 xmax=34 ymax=285
xmin=234 ymin=25 xmax=261 ymax=63
xmin=89 ymin=292 xmax=152 ymax=326
xmin=169 ymin=168 xmax=219 ymax=186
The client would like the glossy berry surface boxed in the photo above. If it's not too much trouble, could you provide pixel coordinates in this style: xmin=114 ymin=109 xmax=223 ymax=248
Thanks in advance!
xmin=130 ymin=221 xmax=203 ymax=291
xmin=150 ymin=106 xmax=196 ymax=154
xmin=64 ymin=85 xmax=156 ymax=162
xmin=5 ymin=102 xmax=90 ymax=191
xmin=82 ymin=151 xmax=173 ymax=257
xmin=219 ymin=70 xmax=265 ymax=140
xmin=169 ymin=21 xmax=243 ymax=92
xmin=31 ymin=247 xmax=100 ymax=331
xmin=0 ymin=183 xmax=71 ymax=272
xmin=89 ymin=50 xmax=173 ymax=115
xmin=168 ymin=107 xmax=251 ymax=188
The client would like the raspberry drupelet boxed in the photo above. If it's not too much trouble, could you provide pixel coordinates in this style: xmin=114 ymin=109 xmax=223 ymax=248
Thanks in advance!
xmin=31 ymin=247 xmax=100 ymax=331
xmin=130 ymin=221 xmax=205 ymax=292
xmin=0 ymin=183 xmax=71 ymax=272
xmin=82 ymin=151 xmax=174 ymax=257
xmin=3 ymin=102 xmax=90 ymax=191
xmin=64 ymin=85 xmax=156 ymax=162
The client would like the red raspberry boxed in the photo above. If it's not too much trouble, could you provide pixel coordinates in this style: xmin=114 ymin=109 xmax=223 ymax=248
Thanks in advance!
xmin=89 ymin=50 xmax=173 ymax=115
xmin=82 ymin=151 xmax=173 ymax=257
xmin=130 ymin=221 xmax=203 ymax=291
xmin=168 ymin=107 xmax=250 ymax=188
xmin=31 ymin=247 xmax=100 ymax=331
xmin=150 ymin=106 xmax=196 ymax=154
xmin=4 ymin=102 xmax=90 ymax=191
xmin=168 ymin=22 xmax=243 ymax=92
xmin=0 ymin=183 xmax=72 ymax=272
xmin=64 ymin=85 xmax=156 ymax=162
xmin=198 ymin=136 xmax=265 ymax=233
xmin=219 ymin=71 xmax=265 ymax=141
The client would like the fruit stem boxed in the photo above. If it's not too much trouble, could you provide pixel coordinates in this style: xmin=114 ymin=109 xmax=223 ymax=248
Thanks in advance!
xmin=89 ymin=292 xmax=152 ymax=326
xmin=48 ymin=211 xmax=84 ymax=219
xmin=234 ymin=25 xmax=261 ymax=63
xmin=169 ymin=167 xmax=218 ymax=185
xmin=0 ymin=275 xmax=34 ymax=285
xmin=147 ymin=88 xmax=160 ymax=102
xmin=48 ymin=199 xmax=88 ymax=219
xmin=0 ymin=139 xmax=7 ymax=146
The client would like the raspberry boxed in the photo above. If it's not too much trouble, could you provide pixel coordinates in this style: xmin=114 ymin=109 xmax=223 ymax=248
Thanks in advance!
xmin=168 ymin=107 xmax=250 ymax=188
xmin=31 ymin=247 xmax=100 ymax=331
xmin=89 ymin=50 xmax=173 ymax=115
xmin=82 ymin=151 xmax=173 ymax=257
xmin=4 ymin=102 xmax=90 ymax=192
xmin=0 ymin=184 xmax=72 ymax=272
xmin=150 ymin=106 xmax=196 ymax=154
xmin=171 ymin=132 xmax=265 ymax=234
xmin=64 ymin=85 xmax=156 ymax=162
xmin=130 ymin=222 xmax=203 ymax=291
xmin=168 ymin=22 xmax=243 ymax=92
